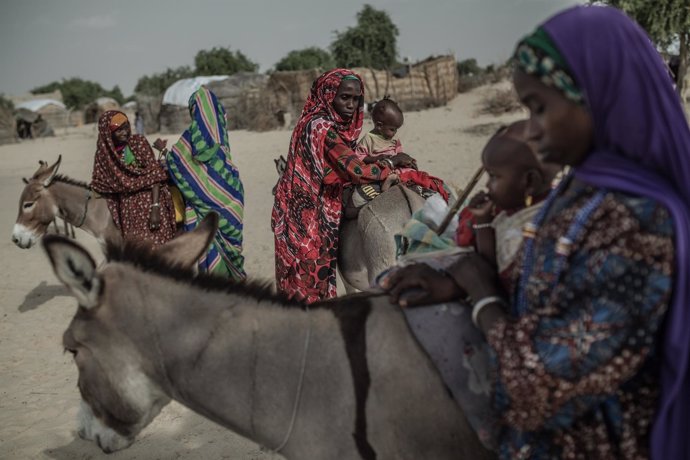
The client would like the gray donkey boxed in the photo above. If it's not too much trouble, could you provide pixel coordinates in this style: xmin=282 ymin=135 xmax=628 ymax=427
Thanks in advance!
xmin=273 ymin=155 xmax=425 ymax=293
xmin=12 ymin=156 xmax=121 ymax=250
xmin=43 ymin=214 xmax=493 ymax=460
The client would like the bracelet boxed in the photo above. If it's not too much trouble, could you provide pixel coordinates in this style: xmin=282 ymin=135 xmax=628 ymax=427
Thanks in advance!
xmin=150 ymin=203 xmax=160 ymax=208
xmin=382 ymin=158 xmax=395 ymax=169
xmin=472 ymin=222 xmax=493 ymax=230
xmin=471 ymin=296 xmax=507 ymax=327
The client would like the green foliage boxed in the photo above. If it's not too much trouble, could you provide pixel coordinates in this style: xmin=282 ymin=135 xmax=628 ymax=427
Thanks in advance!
xmin=134 ymin=66 xmax=195 ymax=97
xmin=275 ymin=47 xmax=334 ymax=71
xmin=194 ymin=46 xmax=259 ymax=75
xmin=590 ymin=0 xmax=689 ymax=95
xmin=592 ymin=0 xmax=689 ymax=47
xmin=330 ymin=4 xmax=399 ymax=69
xmin=0 ymin=94 xmax=14 ymax=111
xmin=30 ymin=78 xmax=126 ymax=109
xmin=457 ymin=58 xmax=482 ymax=76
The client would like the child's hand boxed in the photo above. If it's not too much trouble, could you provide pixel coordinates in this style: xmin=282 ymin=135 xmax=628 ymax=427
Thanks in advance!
xmin=468 ymin=191 xmax=494 ymax=223
xmin=152 ymin=138 xmax=167 ymax=151
xmin=392 ymin=152 xmax=417 ymax=169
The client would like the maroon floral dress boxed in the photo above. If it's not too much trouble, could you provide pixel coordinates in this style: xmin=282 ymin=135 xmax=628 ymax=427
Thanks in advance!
xmin=91 ymin=111 xmax=176 ymax=247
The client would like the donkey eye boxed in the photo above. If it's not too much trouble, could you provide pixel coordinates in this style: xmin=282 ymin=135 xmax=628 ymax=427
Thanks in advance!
xmin=23 ymin=202 xmax=35 ymax=210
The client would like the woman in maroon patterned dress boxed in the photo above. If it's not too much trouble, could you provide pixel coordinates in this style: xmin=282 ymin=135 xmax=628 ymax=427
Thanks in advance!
xmin=271 ymin=69 xmax=415 ymax=304
xmin=91 ymin=111 xmax=176 ymax=247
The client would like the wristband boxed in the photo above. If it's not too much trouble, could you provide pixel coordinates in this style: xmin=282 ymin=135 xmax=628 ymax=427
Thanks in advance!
xmin=472 ymin=222 xmax=493 ymax=230
xmin=471 ymin=296 xmax=507 ymax=327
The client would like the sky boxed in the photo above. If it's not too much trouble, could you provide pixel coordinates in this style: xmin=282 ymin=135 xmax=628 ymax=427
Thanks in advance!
xmin=0 ymin=0 xmax=583 ymax=97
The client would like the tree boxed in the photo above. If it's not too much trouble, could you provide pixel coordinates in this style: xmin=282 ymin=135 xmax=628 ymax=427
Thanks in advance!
xmin=591 ymin=0 xmax=689 ymax=96
xmin=134 ymin=66 xmax=195 ymax=96
xmin=31 ymin=78 xmax=125 ymax=109
xmin=457 ymin=58 xmax=482 ymax=76
xmin=330 ymin=4 xmax=399 ymax=69
xmin=194 ymin=46 xmax=259 ymax=75
xmin=275 ymin=47 xmax=334 ymax=71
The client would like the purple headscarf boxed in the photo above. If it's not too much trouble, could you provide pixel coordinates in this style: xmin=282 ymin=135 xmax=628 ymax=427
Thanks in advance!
xmin=541 ymin=6 xmax=690 ymax=459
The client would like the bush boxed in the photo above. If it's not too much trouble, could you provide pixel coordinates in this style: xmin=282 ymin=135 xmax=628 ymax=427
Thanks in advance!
xmin=478 ymin=88 xmax=523 ymax=116
xmin=331 ymin=4 xmax=399 ymax=69
xmin=31 ymin=78 xmax=125 ymax=109
xmin=134 ymin=66 xmax=195 ymax=97
xmin=275 ymin=47 xmax=334 ymax=71
xmin=194 ymin=47 xmax=258 ymax=75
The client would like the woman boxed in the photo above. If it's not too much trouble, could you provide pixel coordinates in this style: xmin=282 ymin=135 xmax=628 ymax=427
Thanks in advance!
xmin=91 ymin=111 xmax=175 ymax=246
xmin=272 ymin=69 xmax=414 ymax=304
xmin=385 ymin=6 xmax=689 ymax=459
xmin=159 ymin=87 xmax=245 ymax=280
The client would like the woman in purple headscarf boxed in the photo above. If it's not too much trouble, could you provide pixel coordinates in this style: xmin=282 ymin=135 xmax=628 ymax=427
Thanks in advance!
xmin=383 ymin=5 xmax=689 ymax=459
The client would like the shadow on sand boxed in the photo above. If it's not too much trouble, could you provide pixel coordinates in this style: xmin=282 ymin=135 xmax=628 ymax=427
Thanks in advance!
xmin=18 ymin=281 xmax=69 ymax=313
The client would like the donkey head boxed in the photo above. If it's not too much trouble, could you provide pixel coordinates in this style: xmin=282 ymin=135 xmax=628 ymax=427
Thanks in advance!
xmin=274 ymin=155 xmax=287 ymax=177
xmin=42 ymin=213 xmax=218 ymax=453
xmin=272 ymin=155 xmax=288 ymax=195
xmin=12 ymin=156 xmax=62 ymax=248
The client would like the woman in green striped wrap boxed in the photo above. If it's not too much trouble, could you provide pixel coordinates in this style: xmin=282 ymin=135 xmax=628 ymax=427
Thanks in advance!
xmin=160 ymin=87 xmax=246 ymax=280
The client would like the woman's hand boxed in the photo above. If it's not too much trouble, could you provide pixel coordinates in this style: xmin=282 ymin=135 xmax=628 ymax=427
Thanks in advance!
xmin=468 ymin=191 xmax=494 ymax=223
xmin=152 ymin=138 xmax=167 ymax=152
xmin=448 ymin=253 xmax=502 ymax=301
xmin=382 ymin=263 xmax=463 ymax=308
xmin=392 ymin=152 xmax=417 ymax=169
xmin=149 ymin=205 xmax=161 ymax=230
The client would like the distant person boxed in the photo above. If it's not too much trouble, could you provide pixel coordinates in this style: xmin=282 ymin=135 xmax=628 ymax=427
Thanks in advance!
xmin=134 ymin=111 xmax=145 ymax=136
xmin=91 ymin=111 xmax=176 ymax=246
xmin=155 ymin=87 xmax=246 ymax=280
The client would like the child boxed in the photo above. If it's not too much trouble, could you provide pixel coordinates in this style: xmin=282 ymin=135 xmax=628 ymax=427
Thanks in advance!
xmin=344 ymin=97 xmax=447 ymax=215
xmin=458 ymin=120 xmax=560 ymax=291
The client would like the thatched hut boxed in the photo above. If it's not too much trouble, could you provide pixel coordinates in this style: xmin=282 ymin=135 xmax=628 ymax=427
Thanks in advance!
xmin=258 ymin=56 xmax=459 ymax=131
xmin=0 ymin=105 xmax=17 ymax=145
xmin=159 ymin=74 xmax=269 ymax=133
xmin=352 ymin=55 xmax=459 ymax=111
xmin=15 ymin=99 xmax=70 ymax=129
xmin=83 ymin=97 xmax=120 ymax=124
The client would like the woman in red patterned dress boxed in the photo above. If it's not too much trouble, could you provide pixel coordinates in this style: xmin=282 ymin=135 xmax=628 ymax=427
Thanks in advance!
xmin=91 ymin=111 xmax=176 ymax=247
xmin=271 ymin=69 xmax=415 ymax=304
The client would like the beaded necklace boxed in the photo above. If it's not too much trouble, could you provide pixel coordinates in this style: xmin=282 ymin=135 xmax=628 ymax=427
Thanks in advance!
xmin=515 ymin=172 xmax=607 ymax=316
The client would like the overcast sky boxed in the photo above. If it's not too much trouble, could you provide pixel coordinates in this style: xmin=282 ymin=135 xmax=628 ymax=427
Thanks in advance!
xmin=1 ymin=0 xmax=583 ymax=97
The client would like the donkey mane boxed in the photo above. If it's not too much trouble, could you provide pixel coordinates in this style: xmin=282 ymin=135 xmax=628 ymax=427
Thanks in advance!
xmin=105 ymin=239 xmax=299 ymax=307
xmin=53 ymin=174 xmax=91 ymax=190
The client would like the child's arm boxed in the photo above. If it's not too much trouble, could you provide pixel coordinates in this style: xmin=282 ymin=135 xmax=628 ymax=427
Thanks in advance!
xmin=468 ymin=191 xmax=497 ymax=267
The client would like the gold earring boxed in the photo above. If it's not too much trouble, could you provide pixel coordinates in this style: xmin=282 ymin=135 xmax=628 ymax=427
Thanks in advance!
xmin=525 ymin=194 xmax=533 ymax=207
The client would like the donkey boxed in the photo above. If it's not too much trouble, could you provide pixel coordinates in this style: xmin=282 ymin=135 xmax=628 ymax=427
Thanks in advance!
xmin=43 ymin=214 xmax=493 ymax=460
xmin=272 ymin=155 xmax=425 ymax=292
xmin=12 ymin=156 xmax=121 ymax=250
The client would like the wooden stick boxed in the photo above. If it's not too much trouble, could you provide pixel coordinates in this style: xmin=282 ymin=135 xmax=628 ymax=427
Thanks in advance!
xmin=436 ymin=165 xmax=485 ymax=235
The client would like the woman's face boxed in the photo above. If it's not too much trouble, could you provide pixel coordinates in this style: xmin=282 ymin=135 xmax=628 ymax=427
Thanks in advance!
xmin=513 ymin=69 xmax=593 ymax=167
xmin=332 ymin=80 xmax=362 ymax=121
xmin=111 ymin=122 xmax=131 ymax=146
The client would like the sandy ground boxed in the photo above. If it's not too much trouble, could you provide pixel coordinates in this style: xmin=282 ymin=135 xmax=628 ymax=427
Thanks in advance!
xmin=0 ymin=85 xmax=526 ymax=459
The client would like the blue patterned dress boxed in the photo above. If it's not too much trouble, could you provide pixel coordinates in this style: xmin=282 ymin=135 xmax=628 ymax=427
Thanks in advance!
xmin=490 ymin=179 xmax=674 ymax=459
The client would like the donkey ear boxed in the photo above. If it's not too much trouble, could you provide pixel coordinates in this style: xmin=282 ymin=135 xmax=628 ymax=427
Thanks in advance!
xmin=42 ymin=235 xmax=101 ymax=309
xmin=157 ymin=212 xmax=218 ymax=268
xmin=42 ymin=155 xmax=62 ymax=187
